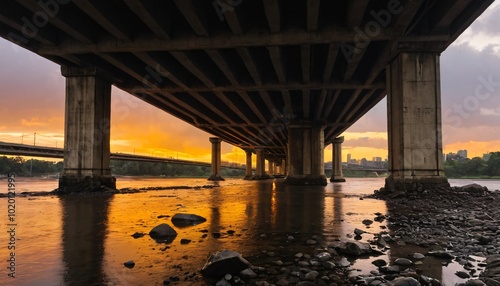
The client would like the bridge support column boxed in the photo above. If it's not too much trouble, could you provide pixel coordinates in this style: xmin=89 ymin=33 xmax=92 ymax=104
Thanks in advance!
xmin=208 ymin=137 xmax=224 ymax=181
xmin=58 ymin=67 xmax=116 ymax=192
xmin=254 ymin=147 xmax=271 ymax=179
xmin=330 ymin=136 xmax=346 ymax=182
xmin=244 ymin=150 xmax=253 ymax=180
xmin=386 ymin=52 xmax=449 ymax=191
xmin=284 ymin=124 xmax=327 ymax=186
xmin=268 ymin=160 xmax=275 ymax=176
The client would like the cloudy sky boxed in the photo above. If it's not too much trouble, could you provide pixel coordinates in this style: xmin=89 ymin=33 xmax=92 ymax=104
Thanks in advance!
xmin=1 ymin=2 xmax=500 ymax=163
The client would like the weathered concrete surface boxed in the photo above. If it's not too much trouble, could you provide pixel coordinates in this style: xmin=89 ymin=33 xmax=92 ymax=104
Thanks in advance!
xmin=253 ymin=148 xmax=272 ymax=180
xmin=208 ymin=137 xmax=224 ymax=181
xmin=285 ymin=124 xmax=327 ymax=186
xmin=330 ymin=136 xmax=346 ymax=182
xmin=58 ymin=67 xmax=116 ymax=192
xmin=386 ymin=52 xmax=449 ymax=191
xmin=243 ymin=150 xmax=253 ymax=180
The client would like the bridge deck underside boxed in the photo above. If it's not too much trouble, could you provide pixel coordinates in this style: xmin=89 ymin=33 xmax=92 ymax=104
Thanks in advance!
xmin=0 ymin=0 xmax=493 ymax=157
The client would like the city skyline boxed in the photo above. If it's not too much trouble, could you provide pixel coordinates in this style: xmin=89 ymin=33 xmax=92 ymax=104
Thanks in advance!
xmin=1 ymin=3 xmax=500 ymax=163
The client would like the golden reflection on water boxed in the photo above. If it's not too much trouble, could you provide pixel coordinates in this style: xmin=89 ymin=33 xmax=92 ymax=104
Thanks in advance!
xmin=2 ymin=178 xmax=473 ymax=285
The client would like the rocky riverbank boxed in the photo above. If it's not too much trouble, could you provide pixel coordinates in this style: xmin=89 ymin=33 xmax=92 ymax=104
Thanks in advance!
xmin=198 ymin=184 xmax=500 ymax=286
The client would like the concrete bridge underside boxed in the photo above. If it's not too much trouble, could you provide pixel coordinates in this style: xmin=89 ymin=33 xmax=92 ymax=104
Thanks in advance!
xmin=0 ymin=0 xmax=493 ymax=190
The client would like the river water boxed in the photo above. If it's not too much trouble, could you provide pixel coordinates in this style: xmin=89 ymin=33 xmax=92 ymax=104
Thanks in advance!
xmin=1 ymin=177 xmax=499 ymax=285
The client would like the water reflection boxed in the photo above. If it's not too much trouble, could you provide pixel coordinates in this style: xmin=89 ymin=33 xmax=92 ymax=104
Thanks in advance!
xmin=60 ymin=194 xmax=112 ymax=286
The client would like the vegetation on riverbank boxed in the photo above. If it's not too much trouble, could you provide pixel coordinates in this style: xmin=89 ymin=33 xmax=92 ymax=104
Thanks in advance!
xmin=1 ymin=151 xmax=499 ymax=179
xmin=0 ymin=156 xmax=245 ymax=178
xmin=444 ymin=152 xmax=500 ymax=179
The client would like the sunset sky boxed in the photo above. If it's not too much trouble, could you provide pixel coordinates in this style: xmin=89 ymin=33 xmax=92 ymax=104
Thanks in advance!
xmin=1 ymin=3 xmax=500 ymax=164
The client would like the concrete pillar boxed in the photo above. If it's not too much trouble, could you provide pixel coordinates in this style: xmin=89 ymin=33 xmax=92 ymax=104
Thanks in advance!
xmin=284 ymin=124 xmax=327 ymax=185
xmin=254 ymin=148 xmax=271 ymax=179
xmin=386 ymin=52 xmax=449 ymax=190
xmin=244 ymin=150 xmax=253 ymax=180
xmin=208 ymin=137 xmax=224 ymax=181
xmin=268 ymin=160 xmax=275 ymax=175
xmin=331 ymin=137 xmax=346 ymax=182
xmin=58 ymin=66 xmax=115 ymax=192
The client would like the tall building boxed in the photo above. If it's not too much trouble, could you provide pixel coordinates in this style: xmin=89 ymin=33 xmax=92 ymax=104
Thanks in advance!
xmin=483 ymin=153 xmax=492 ymax=161
xmin=457 ymin=150 xmax=468 ymax=159
xmin=347 ymin=153 xmax=352 ymax=164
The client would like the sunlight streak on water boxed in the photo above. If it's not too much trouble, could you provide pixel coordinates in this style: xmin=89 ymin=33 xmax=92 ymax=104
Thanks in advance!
xmin=0 ymin=177 xmax=496 ymax=285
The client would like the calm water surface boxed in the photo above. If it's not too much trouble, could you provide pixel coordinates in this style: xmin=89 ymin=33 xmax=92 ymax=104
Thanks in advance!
xmin=0 ymin=177 xmax=498 ymax=285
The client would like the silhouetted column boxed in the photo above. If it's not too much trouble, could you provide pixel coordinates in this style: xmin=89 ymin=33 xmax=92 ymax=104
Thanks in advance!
xmin=330 ymin=137 xmax=346 ymax=182
xmin=208 ymin=137 xmax=224 ymax=181
xmin=386 ymin=52 xmax=448 ymax=190
xmin=244 ymin=149 xmax=253 ymax=180
xmin=255 ymin=148 xmax=270 ymax=179
xmin=284 ymin=123 xmax=327 ymax=185
xmin=59 ymin=66 xmax=115 ymax=192
xmin=268 ymin=160 xmax=275 ymax=175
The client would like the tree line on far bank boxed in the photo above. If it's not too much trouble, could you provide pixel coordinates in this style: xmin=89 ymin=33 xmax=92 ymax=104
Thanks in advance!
xmin=0 ymin=156 xmax=245 ymax=178
xmin=444 ymin=152 xmax=500 ymax=178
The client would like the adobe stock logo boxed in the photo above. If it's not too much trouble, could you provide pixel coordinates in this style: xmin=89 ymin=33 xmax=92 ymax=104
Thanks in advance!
xmin=341 ymin=0 xmax=403 ymax=62
xmin=444 ymin=74 xmax=500 ymax=128
xmin=8 ymin=0 xmax=72 ymax=53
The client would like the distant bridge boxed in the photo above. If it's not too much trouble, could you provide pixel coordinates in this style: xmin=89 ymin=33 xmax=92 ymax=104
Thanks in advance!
xmin=0 ymin=141 xmax=387 ymax=175
xmin=0 ymin=141 xmax=246 ymax=170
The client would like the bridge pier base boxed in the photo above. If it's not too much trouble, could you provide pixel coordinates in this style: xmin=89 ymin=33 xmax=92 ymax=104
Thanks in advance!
xmin=208 ymin=137 xmax=224 ymax=181
xmin=243 ymin=149 xmax=253 ymax=180
xmin=58 ymin=67 xmax=116 ymax=193
xmin=284 ymin=124 xmax=327 ymax=186
xmin=385 ymin=52 xmax=449 ymax=191
xmin=330 ymin=136 xmax=346 ymax=182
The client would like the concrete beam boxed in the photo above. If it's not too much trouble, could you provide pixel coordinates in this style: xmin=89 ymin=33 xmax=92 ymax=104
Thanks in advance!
xmin=124 ymin=0 xmax=172 ymax=40
xmin=37 ymin=28 xmax=444 ymax=56
xmin=173 ymin=0 xmax=209 ymax=37
xmin=127 ymin=82 xmax=385 ymax=94
xmin=306 ymin=0 xmax=321 ymax=32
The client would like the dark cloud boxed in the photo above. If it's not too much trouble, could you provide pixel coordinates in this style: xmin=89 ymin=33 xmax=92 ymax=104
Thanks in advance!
xmin=440 ymin=44 xmax=500 ymax=133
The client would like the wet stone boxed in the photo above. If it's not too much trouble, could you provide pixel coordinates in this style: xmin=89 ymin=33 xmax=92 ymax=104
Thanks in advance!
xmin=455 ymin=271 xmax=470 ymax=278
xmin=149 ymin=223 xmax=177 ymax=243
xmin=413 ymin=253 xmax=425 ymax=259
xmin=394 ymin=258 xmax=413 ymax=266
xmin=201 ymin=250 xmax=251 ymax=279
xmin=372 ymin=259 xmax=387 ymax=267
xmin=124 ymin=260 xmax=135 ymax=268
xmin=304 ymin=270 xmax=319 ymax=281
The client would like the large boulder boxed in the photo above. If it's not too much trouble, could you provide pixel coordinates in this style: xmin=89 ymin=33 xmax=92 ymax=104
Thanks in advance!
xmin=171 ymin=213 xmax=207 ymax=227
xmin=331 ymin=240 xmax=374 ymax=256
xmin=390 ymin=277 xmax=421 ymax=286
xmin=149 ymin=223 xmax=177 ymax=243
xmin=482 ymin=255 xmax=500 ymax=284
xmin=201 ymin=250 xmax=252 ymax=279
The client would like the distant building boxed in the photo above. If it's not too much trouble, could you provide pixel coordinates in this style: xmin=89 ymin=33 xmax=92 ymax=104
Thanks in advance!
xmin=361 ymin=158 xmax=368 ymax=167
xmin=347 ymin=153 xmax=352 ymax=164
xmin=483 ymin=153 xmax=492 ymax=161
xmin=373 ymin=157 xmax=382 ymax=162
xmin=457 ymin=149 xmax=468 ymax=159
xmin=446 ymin=152 xmax=457 ymax=161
